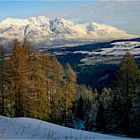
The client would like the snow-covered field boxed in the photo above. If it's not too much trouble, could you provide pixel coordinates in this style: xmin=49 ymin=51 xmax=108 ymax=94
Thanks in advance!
xmin=0 ymin=115 xmax=139 ymax=139
xmin=79 ymin=41 xmax=140 ymax=65
xmin=78 ymin=41 xmax=140 ymax=56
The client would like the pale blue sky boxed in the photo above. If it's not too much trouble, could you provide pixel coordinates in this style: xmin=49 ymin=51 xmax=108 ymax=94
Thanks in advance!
xmin=0 ymin=0 xmax=140 ymax=35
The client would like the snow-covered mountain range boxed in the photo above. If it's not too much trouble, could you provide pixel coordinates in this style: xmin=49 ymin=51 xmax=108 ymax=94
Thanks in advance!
xmin=0 ymin=16 xmax=137 ymax=47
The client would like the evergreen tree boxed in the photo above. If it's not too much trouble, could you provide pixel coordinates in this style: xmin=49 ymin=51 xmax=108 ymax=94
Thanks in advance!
xmin=128 ymin=83 xmax=140 ymax=137
xmin=23 ymin=48 xmax=51 ymax=120
xmin=113 ymin=52 xmax=140 ymax=135
xmin=0 ymin=45 xmax=8 ymax=115
xmin=96 ymin=88 xmax=111 ymax=132
xmin=128 ymin=96 xmax=140 ymax=137
xmin=22 ymin=40 xmax=35 ymax=117
xmin=65 ymin=63 xmax=76 ymax=108
xmin=96 ymin=101 xmax=105 ymax=132
xmin=41 ymin=54 xmax=64 ymax=122
xmin=63 ymin=63 xmax=76 ymax=127
xmin=73 ymin=85 xmax=97 ymax=130
xmin=8 ymin=40 xmax=29 ymax=117
xmin=31 ymin=53 xmax=50 ymax=120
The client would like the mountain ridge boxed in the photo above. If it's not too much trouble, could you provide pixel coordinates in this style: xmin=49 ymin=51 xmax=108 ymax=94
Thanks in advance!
xmin=0 ymin=16 xmax=137 ymax=47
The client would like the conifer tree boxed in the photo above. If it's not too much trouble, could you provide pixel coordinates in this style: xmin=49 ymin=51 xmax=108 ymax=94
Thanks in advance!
xmin=116 ymin=52 xmax=139 ymax=96
xmin=113 ymin=52 xmax=140 ymax=135
xmin=65 ymin=63 xmax=76 ymax=108
xmin=63 ymin=63 xmax=76 ymax=126
xmin=8 ymin=40 xmax=29 ymax=117
xmin=96 ymin=88 xmax=111 ymax=132
xmin=49 ymin=57 xmax=64 ymax=123
xmin=25 ymin=50 xmax=51 ymax=120
xmin=0 ymin=45 xmax=7 ymax=115
xmin=73 ymin=85 xmax=97 ymax=130
xmin=22 ymin=40 xmax=34 ymax=117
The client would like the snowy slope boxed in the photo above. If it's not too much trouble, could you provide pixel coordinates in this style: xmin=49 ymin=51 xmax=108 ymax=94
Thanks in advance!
xmin=80 ymin=41 xmax=140 ymax=56
xmin=79 ymin=41 xmax=140 ymax=65
xmin=0 ymin=16 xmax=137 ymax=47
xmin=0 ymin=115 xmax=139 ymax=139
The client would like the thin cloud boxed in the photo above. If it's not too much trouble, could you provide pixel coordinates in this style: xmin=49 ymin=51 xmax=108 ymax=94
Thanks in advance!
xmin=42 ymin=0 xmax=140 ymax=35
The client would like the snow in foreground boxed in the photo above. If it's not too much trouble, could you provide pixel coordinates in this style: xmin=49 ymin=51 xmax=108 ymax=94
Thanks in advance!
xmin=0 ymin=116 xmax=139 ymax=139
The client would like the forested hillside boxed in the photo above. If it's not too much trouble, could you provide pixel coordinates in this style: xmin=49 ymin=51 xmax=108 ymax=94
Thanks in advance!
xmin=0 ymin=40 xmax=140 ymax=137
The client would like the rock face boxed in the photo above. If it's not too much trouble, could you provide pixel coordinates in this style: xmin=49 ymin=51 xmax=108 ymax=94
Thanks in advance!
xmin=0 ymin=16 xmax=136 ymax=47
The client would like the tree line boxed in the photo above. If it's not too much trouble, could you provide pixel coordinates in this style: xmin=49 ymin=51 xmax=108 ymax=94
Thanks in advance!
xmin=96 ymin=52 xmax=140 ymax=137
xmin=0 ymin=40 xmax=140 ymax=137
xmin=0 ymin=40 xmax=77 ymax=122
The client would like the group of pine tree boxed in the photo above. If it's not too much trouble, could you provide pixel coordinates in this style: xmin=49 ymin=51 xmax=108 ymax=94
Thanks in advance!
xmin=0 ymin=40 xmax=140 ymax=137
